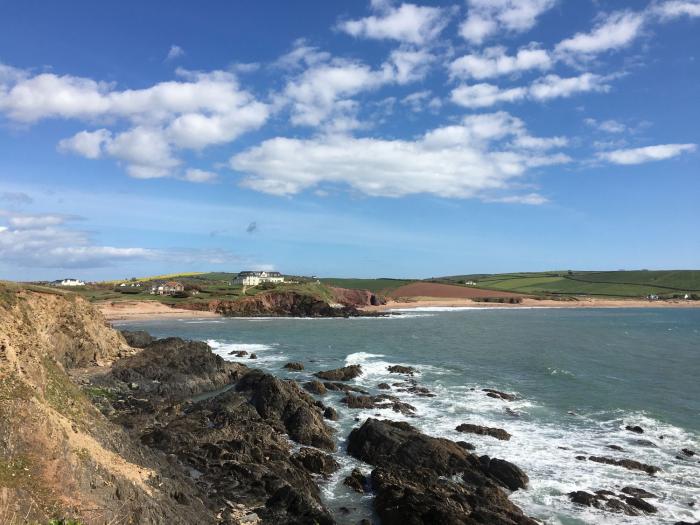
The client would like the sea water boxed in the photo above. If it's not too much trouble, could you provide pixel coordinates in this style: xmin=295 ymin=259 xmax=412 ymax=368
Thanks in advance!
xmin=116 ymin=308 xmax=700 ymax=524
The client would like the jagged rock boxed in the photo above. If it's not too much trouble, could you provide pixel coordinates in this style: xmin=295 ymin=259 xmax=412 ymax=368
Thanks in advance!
xmin=231 ymin=350 xmax=249 ymax=357
xmin=341 ymin=394 xmax=416 ymax=416
xmin=623 ymin=496 xmax=657 ymax=513
xmin=315 ymin=365 xmax=363 ymax=381
xmin=235 ymin=370 xmax=335 ymax=451
xmin=377 ymin=383 xmax=391 ymax=390
xmin=323 ymin=407 xmax=338 ymax=421
xmin=621 ymin=486 xmax=658 ymax=499
xmin=456 ymin=423 xmax=511 ymax=441
xmin=120 ymin=329 xmax=155 ymax=348
xmin=626 ymin=424 xmax=644 ymax=434
xmin=283 ymin=362 xmax=304 ymax=371
xmin=249 ymin=353 xmax=257 ymax=359
xmin=386 ymin=365 xmax=417 ymax=376
xmin=483 ymin=388 xmax=517 ymax=401
xmin=456 ymin=441 xmax=475 ymax=451
xmin=479 ymin=455 xmax=529 ymax=491
xmin=588 ymin=456 xmax=660 ymax=475
xmin=303 ymin=380 xmax=327 ymax=395
xmin=343 ymin=468 xmax=368 ymax=493
xmin=323 ymin=382 xmax=369 ymax=394
xmin=569 ymin=491 xmax=647 ymax=516
xmin=292 ymin=447 xmax=340 ymax=476
xmin=682 ymin=448 xmax=696 ymax=457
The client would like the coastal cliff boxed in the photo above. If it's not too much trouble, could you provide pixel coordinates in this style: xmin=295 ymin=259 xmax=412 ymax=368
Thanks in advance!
xmin=0 ymin=283 xmax=537 ymax=524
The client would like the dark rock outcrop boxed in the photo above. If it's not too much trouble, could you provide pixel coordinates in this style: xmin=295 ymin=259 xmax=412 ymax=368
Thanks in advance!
xmin=456 ymin=423 xmax=512 ymax=441
xmin=568 ymin=488 xmax=658 ymax=517
xmin=283 ymin=362 xmax=304 ymax=371
xmin=343 ymin=468 xmax=368 ymax=493
xmin=347 ymin=419 xmax=536 ymax=525
xmin=588 ymin=456 xmax=660 ymax=475
xmin=315 ymin=365 xmax=363 ymax=381
xmin=478 ymin=456 xmax=529 ymax=491
xmin=304 ymin=380 xmax=327 ymax=395
xmin=626 ymin=424 xmax=644 ymax=434
xmin=341 ymin=394 xmax=416 ymax=416
xmin=323 ymin=382 xmax=369 ymax=394
xmin=292 ymin=447 xmax=340 ymax=476
xmin=387 ymin=365 xmax=417 ymax=376
xmin=207 ymin=291 xmax=361 ymax=318
xmin=120 ymin=329 xmax=155 ymax=348
xmin=323 ymin=407 xmax=338 ymax=421
xmin=483 ymin=388 xmax=517 ymax=401
xmin=621 ymin=486 xmax=657 ymax=499
xmin=377 ymin=383 xmax=391 ymax=390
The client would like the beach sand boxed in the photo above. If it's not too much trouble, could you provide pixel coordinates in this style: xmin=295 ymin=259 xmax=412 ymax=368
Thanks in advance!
xmin=98 ymin=300 xmax=220 ymax=321
xmin=363 ymin=297 xmax=700 ymax=312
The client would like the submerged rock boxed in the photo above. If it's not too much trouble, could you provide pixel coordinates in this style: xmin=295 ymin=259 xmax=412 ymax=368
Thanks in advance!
xmin=483 ymin=388 xmax=517 ymax=401
xmin=455 ymin=423 xmax=511 ymax=441
xmin=315 ymin=365 xmax=363 ymax=381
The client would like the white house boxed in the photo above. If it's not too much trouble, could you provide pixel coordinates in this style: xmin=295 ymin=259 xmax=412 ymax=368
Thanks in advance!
xmin=150 ymin=281 xmax=185 ymax=295
xmin=53 ymin=278 xmax=85 ymax=287
xmin=233 ymin=271 xmax=285 ymax=286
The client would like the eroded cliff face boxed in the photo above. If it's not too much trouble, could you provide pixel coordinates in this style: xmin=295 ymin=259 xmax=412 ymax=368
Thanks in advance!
xmin=330 ymin=287 xmax=386 ymax=307
xmin=0 ymin=285 xmax=212 ymax=524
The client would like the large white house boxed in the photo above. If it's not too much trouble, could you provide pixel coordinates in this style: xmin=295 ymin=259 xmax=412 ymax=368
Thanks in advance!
xmin=233 ymin=271 xmax=284 ymax=286
xmin=53 ymin=278 xmax=85 ymax=287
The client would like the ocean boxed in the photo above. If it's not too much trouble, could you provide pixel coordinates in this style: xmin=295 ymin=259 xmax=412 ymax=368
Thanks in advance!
xmin=116 ymin=307 xmax=700 ymax=524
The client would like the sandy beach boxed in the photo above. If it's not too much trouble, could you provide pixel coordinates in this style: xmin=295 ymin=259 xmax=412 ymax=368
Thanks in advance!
xmin=363 ymin=297 xmax=700 ymax=312
xmin=98 ymin=300 xmax=220 ymax=321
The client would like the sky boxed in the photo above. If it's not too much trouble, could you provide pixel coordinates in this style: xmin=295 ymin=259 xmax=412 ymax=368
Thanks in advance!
xmin=0 ymin=0 xmax=699 ymax=281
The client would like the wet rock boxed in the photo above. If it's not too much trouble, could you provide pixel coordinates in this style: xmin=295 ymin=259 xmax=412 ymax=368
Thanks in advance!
xmin=236 ymin=370 xmax=335 ymax=451
xmin=343 ymin=468 xmax=368 ymax=493
xmin=483 ymin=388 xmax=517 ymax=401
xmin=479 ymin=455 xmax=529 ymax=491
xmin=623 ymin=496 xmax=657 ymax=514
xmin=674 ymin=521 xmax=700 ymax=525
xmin=120 ymin=329 xmax=155 ymax=348
xmin=634 ymin=439 xmax=657 ymax=448
xmin=569 ymin=491 xmax=646 ymax=516
xmin=249 ymin=353 xmax=257 ymax=359
xmin=455 ymin=423 xmax=511 ymax=441
xmin=303 ymin=380 xmax=327 ymax=395
xmin=621 ymin=486 xmax=658 ymax=499
xmin=283 ymin=362 xmax=304 ymax=371
xmin=604 ymin=498 xmax=641 ymax=516
xmin=292 ymin=447 xmax=340 ymax=476
xmin=456 ymin=441 xmax=475 ymax=451
xmin=569 ymin=491 xmax=598 ymax=507
xmin=682 ymin=448 xmax=696 ymax=457
xmin=314 ymin=365 xmax=362 ymax=381
xmin=342 ymin=395 xmax=375 ymax=409
xmin=607 ymin=444 xmax=624 ymax=451
xmin=386 ymin=365 xmax=417 ymax=376
xmin=377 ymin=383 xmax=391 ymax=390
xmin=323 ymin=382 xmax=369 ymax=394
xmin=231 ymin=350 xmax=249 ymax=357
xmin=323 ymin=407 xmax=338 ymax=421
xmin=588 ymin=456 xmax=660 ymax=475
xmin=341 ymin=394 xmax=416 ymax=416
xmin=626 ymin=424 xmax=644 ymax=434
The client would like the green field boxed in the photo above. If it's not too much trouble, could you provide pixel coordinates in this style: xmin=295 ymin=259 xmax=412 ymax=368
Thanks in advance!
xmin=440 ymin=270 xmax=700 ymax=298
xmin=319 ymin=278 xmax=416 ymax=293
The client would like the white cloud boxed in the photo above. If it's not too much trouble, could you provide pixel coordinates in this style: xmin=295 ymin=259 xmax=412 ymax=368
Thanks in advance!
xmin=451 ymin=73 xmax=608 ymax=108
xmin=598 ymin=143 xmax=696 ymax=164
xmin=339 ymin=3 xmax=450 ymax=45
xmin=230 ymin=111 xmax=568 ymax=200
xmin=388 ymin=48 xmax=435 ymax=84
xmin=450 ymin=45 xmax=552 ymax=80
xmin=0 ymin=212 xmax=154 ymax=268
xmin=487 ymin=193 xmax=549 ymax=205
xmin=182 ymin=168 xmax=218 ymax=183
xmin=57 ymin=129 xmax=112 ymax=159
xmin=654 ymin=0 xmax=700 ymax=19
xmin=105 ymin=126 xmax=180 ymax=179
xmin=459 ymin=0 xmax=557 ymax=44
xmin=585 ymin=118 xmax=626 ymax=133
xmin=555 ymin=11 xmax=645 ymax=59
xmin=166 ymin=45 xmax=185 ymax=61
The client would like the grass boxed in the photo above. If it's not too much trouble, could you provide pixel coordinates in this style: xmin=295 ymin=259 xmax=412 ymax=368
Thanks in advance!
xmin=0 ymin=456 xmax=31 ymax=489
xmin=42 ymin=356 xmax=90 ymax=423
xmin=440 ymin=270 xmax=700 ymax=298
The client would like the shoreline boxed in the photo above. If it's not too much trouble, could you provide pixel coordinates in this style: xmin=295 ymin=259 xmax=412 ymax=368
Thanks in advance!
xmin=97 ymin=300 xmax=221 ymax=321
xmin=364 ymin=296 xmax=700 ymax=312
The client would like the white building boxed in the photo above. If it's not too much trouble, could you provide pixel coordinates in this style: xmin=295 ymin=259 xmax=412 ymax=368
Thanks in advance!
xmin=150 ymin=281 xmax=185 ymax=295
xmin=233 ymin=271 xmax=285 ymax=286
xmin=53 ymin=278 xmax=85 ymax=287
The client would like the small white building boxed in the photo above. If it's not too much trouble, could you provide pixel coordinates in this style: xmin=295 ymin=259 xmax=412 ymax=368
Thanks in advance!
xmin=53 ymin=278 xmax=85 ymax=287
xmin=233 ymin=271 xmax=285 ymax=286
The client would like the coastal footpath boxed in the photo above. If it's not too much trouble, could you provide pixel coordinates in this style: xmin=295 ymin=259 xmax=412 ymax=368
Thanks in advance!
xmin=1 ymin=283 xmax=538 ymax=524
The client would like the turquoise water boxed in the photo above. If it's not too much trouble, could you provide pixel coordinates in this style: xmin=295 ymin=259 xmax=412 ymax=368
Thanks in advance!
xmin=117 ymin=307 xmax=700 ymax=524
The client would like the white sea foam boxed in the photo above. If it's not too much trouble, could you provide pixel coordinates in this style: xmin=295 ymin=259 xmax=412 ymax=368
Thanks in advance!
xmin=207 ymin=340 xmax=286 ymax=363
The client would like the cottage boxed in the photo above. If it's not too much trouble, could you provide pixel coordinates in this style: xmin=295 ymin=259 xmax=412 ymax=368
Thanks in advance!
xmin=150 ymin=281 xmax=185 ymax=295
xmin=233 ymin=271 xmax=285 ymax=286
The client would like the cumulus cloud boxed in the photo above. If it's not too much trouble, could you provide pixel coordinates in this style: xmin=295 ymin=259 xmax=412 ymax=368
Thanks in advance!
xmin=182 ymin=168 xmax=218 ymax=183
xmin=2 ymin=67 xmax=270 ymax=179
xmin=450 ymin=45 xmax=552 ymax=80
xmin=451 ymin=73 xmax=609 ymax=108
xmin=459 ymin=0 xmax=557 ymax=44
xmin=166 ymin=45 xmax=185 ymax=61
xmin=555 ymin=11 xmax=645 ymax=59
xmin=653 ymin=0 xmax=700 ymax=19
xmin=585 ymin=118 xmax=626 ymax=133
xmin=598 ymin=143 xmax=696 ymax=164
xmin=338 ymin=2 xmax=451 ymax=45
xmin=230 ymin=111 xmax=568 ymax=201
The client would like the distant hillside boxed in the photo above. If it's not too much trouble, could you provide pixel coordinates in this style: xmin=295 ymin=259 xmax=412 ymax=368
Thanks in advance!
xmin=437 ymin=270 xmax=700 ymax=298
xmin=319 ymin=278 xmax=416 ymax=293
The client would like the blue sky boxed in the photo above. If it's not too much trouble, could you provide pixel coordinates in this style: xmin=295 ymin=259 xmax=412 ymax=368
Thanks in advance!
xmin=1 ymin=0 xmax=699 ymax=281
